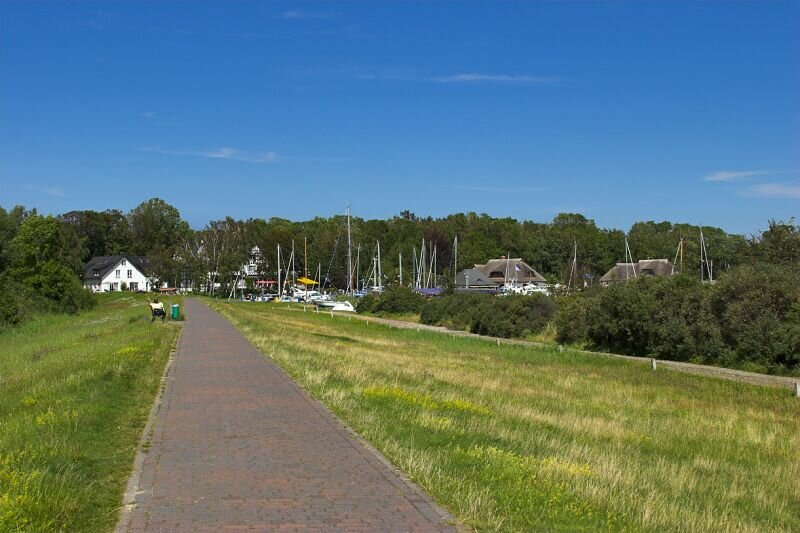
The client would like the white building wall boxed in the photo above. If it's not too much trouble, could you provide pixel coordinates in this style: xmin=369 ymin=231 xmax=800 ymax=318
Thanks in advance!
xmin=86 ymin=258 xmax=150 ymax=292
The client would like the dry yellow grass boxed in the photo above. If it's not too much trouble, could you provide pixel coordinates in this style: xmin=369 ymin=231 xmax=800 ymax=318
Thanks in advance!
xmin=211 ymin=300 xmax=800 ymax=532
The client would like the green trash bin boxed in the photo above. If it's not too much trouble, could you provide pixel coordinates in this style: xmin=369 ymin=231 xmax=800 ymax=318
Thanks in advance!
xmin=171 ymin=304 xmax=179 ymax=320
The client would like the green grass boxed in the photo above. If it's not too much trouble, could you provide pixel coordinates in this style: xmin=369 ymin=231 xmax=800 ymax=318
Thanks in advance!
xmin=0 ymin=293 xmax=181 ymax=532
xmin=209 ymin=300 xmax=800 ymax=533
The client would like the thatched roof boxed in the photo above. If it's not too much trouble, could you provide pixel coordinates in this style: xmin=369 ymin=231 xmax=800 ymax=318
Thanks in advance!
xmin=474 ymin=257 xmax=546 ymax=284
xmin=456 ymin=268 xmax=497 ymax=287
xmin=599 ymin=259 xmax=674 ymax=284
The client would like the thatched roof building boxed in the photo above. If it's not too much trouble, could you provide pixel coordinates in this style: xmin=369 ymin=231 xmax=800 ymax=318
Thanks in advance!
xmin=599 ymin=259 xmax=674 ymax=286
xmin=456 ymin=268 xmax=497 ymax=288
xmin=474 ymin=257 xmax=546 ymax=285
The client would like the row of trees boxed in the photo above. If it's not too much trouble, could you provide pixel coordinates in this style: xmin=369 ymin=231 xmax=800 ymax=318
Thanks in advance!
xmin=45 ymin=199 xmax=766 ymax=293
xmin=0 ymin=198 xmax=794 ymax=326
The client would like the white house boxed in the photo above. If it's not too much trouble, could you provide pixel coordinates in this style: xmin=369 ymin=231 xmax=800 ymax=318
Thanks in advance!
xmin=83 ymin=255 xmax=153 ymax=293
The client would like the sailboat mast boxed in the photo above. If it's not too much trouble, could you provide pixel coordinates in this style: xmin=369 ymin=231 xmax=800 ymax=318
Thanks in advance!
xmin=700 ymin=228 xmax=706 ymax=282
xmin=433 ymin=245 xmax=437 ymax=287
xmin=291 ymin=240 xmax=296 ymax=287
xmin=505 ymin=251 xmax=510 ymax=286
xmin=277 ymin=244 xmax=282 ymax=298
xmin=346 ymin=206 xmax=352 ymax=294
xmin=569 ymin=239 xmax=578 ymax=289
xmin=399 ymin=252 xmax=403 ymax=286
xmin=624 ymin=236 xmax=637 ymax=279
xmin=377 ymin=241 xmax=382 ymax=291
xmin=355 ymin=243 xmax=361 ymax=292
xmin=304 ymin=237 xmax=308 ymax=279
xmin=700 ymin=228 xmax=713 ymax=283
xmin=453 ymin=235 xmax=458 ymax=283
xmin=412 ymin=247 xmax=418 ymax=288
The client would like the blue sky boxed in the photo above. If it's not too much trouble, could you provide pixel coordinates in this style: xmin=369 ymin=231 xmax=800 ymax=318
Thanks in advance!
xmin=1 ymin=1 xmax=798 ymax=234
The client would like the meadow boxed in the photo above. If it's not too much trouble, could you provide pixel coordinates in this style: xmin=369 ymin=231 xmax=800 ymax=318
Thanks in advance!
xmin=210 ymin=300 xmax=800 ymax=533
xmin=0 ymin=293 xmax=181 ymax=532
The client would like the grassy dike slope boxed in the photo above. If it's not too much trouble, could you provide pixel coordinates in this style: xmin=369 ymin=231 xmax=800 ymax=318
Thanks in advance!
xmin=0 ymin=293 xmax=180 ymax=532
xmin=210 ymin=300 xmax=800 ymax=533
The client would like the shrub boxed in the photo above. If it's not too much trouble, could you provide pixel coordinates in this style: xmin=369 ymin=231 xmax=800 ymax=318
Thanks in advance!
xmin=585 ymin=277 xmax=662 ymax=355
xmin=555 ymin=266 xmax=800 ymax=373
xmin=356 ymin=286 xmax=426 ymax=315
xmin=649 ymin=275 xmax=722 ymax=362
xmin=554 ymin=293 xmax=594 ymax=345
xmin=421 ymin=292 xmax=557 ymax=339
xmin=708 ymin=263 xmax=800 ymax=371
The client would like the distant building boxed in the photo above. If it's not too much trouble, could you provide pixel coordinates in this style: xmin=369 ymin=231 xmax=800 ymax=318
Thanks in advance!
xmin=83 ymin=255 xmax=153 ymax=292
xmin=455 ymin=268 xmax=497 ymax=289
xmin=235 ymin=246 xmax=264 ymax=290
xmin=473 ymin=257 xmax=546 ymax=286
xmin=599 ymin=259 xmax=675 ymax=286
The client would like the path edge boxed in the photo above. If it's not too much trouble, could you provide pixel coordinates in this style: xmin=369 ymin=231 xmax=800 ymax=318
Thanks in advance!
xmin=208 ymin=299 xmax=465 ymax=531
xmin=114 ymin=324 xmax=183 ymax=533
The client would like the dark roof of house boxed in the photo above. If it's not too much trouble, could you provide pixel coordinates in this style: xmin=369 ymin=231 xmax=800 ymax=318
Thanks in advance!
xmin=599 ymin=259 xmax=674 ymax=284
xmin=456 ymin=268 xmax=497 ymax=287
xmin=83 ymin=255 xmax=152 ymax=281
xmin=473 ymin=258 xmax=546 ymax=284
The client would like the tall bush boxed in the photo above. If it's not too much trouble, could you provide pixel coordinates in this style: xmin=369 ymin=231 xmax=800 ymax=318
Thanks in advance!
xmin=708 ymin=263 xmax=800 ymax=370
xmin=420 ymin=293 xmax=556 ymax=338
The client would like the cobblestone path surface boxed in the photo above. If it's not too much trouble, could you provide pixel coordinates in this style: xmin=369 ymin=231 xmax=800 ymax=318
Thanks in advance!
xmin=122 ymin=298 xmax=457 ymax=532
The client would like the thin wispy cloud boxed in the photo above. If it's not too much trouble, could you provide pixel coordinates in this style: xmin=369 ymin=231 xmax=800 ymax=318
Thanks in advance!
xmin=703 ymin=170 xmax=773 ymax=182
xmin=141 ymin=147 xmax=277 ymax=164
xmin=432 ymin=73 xmax=562 ymax=84
xmin=451 ymin=185 xmax=546 ymax=193
xmin=280 ymin=10 xmax=334 ymax=20
xmin=140 ymin=111 xmax=157 ymax=119
xmin=741 ymin=182 xmax=800 ymax=199
xmin=24 ymin=184 xmax=66 ymax=197
xmin=358 ymin=72 xmax=561 ymax=84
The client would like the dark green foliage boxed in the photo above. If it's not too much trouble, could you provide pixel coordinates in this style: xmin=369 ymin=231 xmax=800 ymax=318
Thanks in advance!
xmin=554 ymin=292 xmax=594 ymax=345
xmin=1 ymin=214 xmax=95 ymax=326
xmin=59 ymin=208 xmax=131 ymax=262
xmin=708 ymin=263 xmax=800 ymax=371
xmin=420 ymin=293 xmax=556 ymax=339
xmin=356 ymin=286 xmax=426 ymax=314
xmin=649 ymin=275 xmax=723 ymax=362
xmin=585 ymin=277 xmax=663 ymax=355
xmin=559 ymin=265 xmax=800 ymax=373
xmin=748 ymin=219 xmax=800 ymax=265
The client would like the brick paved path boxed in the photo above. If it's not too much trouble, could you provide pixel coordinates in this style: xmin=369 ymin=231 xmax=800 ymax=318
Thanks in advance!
xmin=122 ymin=299 xmax=457 ymax=532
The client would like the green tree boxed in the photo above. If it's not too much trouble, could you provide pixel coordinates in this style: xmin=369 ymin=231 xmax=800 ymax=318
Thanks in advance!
xmin=60 ymin=209 xmax=131 ymax=260
xmin=128 ymin=198 xmax=191 ymax=285
xmin=749 ymin=219 xmax=800 ymax=265
xmin=7 ymin=215 xmax=94 ymax=319
xmin=708 ymin=263 xmax=800 ymax=370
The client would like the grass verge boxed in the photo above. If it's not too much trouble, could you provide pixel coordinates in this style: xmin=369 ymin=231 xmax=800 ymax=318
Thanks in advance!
xmin=0 ymin=293 xmax=181 ymax=532
xmin=209 ymin=300 xmax=800 ymax=533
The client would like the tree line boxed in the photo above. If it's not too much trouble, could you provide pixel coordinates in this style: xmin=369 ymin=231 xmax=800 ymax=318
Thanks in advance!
xmin=0 ymin=198 xmax=794 ymax=326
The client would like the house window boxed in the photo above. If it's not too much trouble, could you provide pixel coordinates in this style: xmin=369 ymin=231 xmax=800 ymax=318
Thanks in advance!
xmin=127 ymin=269 xmax=133 ymax=278
xmin=489 ymin=271 xmax=504 ymax=278
xmin=130 ymin=282 xmax=138 ymax=291
xmin=121 ymin=259 xmax=126 ymax=266
xmin=92 ymin=269 xmax=100 ymax=277
xmin=110 ymin=283 xmax=118 ymax=291
xmin=115 ymin=269 xmax=120 ymax=279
